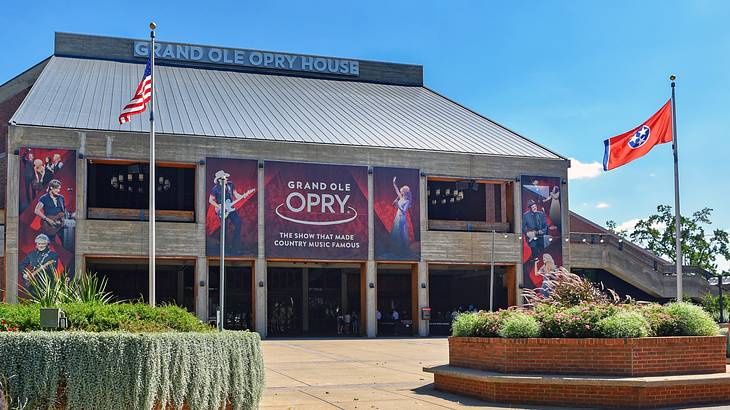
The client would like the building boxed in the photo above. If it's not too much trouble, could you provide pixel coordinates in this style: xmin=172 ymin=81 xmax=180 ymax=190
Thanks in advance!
xmin=0 ymin=33 xmax=709 ymax=337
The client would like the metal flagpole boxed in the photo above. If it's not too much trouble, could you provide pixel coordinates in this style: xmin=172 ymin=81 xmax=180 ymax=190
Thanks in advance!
xmin=489 ymin=230 xmax=495 ymax=311
xmin=148 ymin=22 xmax=157 ymax=307
xmin=218 ymin=176 xmax=227 ymax=331
xmin=670 ymin=74 xmax=683 ymax=301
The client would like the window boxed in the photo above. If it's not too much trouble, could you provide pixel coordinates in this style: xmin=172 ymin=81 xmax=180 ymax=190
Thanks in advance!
xmin=87 ymin=161 xmax=195 ymax=222
xmin=427 ymin=179 xmax=510 ymax=232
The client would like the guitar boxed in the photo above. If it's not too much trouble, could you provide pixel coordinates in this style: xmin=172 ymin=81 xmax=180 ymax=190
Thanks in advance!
xmin=217 ymin=188 xmax=255 ymax=218
xmin=41 ymin=211 xmax=76 ymax=237
xmin=21 ymin=259 xmax=57 ymax=283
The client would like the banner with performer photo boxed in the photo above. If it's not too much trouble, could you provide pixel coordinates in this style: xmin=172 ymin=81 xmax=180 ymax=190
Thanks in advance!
xmin=520 ymin=175 xmax=563 ymax=291
xmin=18 ymin=147 xmax=77 ymax=291
xmin=205 ymin=157 xmax=258 ymax=257
xmin=373 ymin=167 xmax=420 ymax=261
xmin=265 ymin=161 xmax=368 ymax=260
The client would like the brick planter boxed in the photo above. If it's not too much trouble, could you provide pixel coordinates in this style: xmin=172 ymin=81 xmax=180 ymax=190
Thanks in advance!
xmin=449 ymin=335 xmax=727 ymax=376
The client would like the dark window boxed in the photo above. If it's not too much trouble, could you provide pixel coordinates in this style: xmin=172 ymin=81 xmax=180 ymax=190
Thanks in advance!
xmin=87 ymin=162 xmax=195 ymax=221
xmin=427 ymin=180 xmax=508 ymax=232
xmin=86 ymin=258 xmax=195 ymax=312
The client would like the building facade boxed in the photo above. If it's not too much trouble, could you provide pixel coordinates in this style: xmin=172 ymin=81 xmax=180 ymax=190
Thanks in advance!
xmin=3 ymin=33 xmax=577 ymax=337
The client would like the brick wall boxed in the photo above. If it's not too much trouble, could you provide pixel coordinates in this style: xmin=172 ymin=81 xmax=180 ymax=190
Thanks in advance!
xmin=434 ymin=373 xmax=730 ymax=409
xmin=449 ymin=336 xmax=727 ymax=376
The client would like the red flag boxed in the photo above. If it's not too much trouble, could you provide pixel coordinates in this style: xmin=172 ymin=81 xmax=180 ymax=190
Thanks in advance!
xmin=603 ymin=100 xmax=673 ymax=171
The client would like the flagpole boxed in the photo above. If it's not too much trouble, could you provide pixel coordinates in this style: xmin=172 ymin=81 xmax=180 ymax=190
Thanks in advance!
xmin=670 ymin=74 xmax=682 ymax=301
xmin=218 ymin=176 xmax=227 ymax=331
xmin=149 ymin=22 xmax=157 ymax=307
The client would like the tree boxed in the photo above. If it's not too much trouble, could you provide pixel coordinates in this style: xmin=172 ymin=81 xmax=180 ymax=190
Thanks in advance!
xmin=605 ymin=220 xmax=628 ymax=239
xmin=609 ymin=205 xmax=730 ymax=272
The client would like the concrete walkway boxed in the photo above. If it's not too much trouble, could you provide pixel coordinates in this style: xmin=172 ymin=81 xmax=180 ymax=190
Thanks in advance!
xmin=260 ymin=337 xmax=729 ymax=410
xmin=261 ymin=337 xmax=567 ymax=409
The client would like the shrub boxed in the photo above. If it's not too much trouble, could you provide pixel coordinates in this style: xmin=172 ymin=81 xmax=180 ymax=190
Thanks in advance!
xmin=536 ymin=303 xmax=617 ymax=338
xmin=664 ymin=302 xmax=719 ymax=336
xmin=637 ymin=303 xmax=677 ymax=336
xmin=452 ymin=311 xmax=498 ymax=337
xmin=498 ymin=313 xmax=540 ymax=338
xmin=0 ymin=302 xmax=213 ymax=333
xmin=0 ymin=331 xmax=265 ymax=410
xmin=597 ymin=311 xmax=650 ymax=338
xmin=523 ymin=268 xmax=622 ymax=308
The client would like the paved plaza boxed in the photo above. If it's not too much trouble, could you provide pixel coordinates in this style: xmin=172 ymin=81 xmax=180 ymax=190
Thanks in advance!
xmin=261 ymin=337 xmax=729 ymax=410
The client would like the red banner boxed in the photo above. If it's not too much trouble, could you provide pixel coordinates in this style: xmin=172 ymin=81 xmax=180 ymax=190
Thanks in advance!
xmin=265 ymin=161 xmax=368 ymax=260
xmin=373 ymin=167 xmax=420 ymax=261
xmin=521 ymin=175 xmax=563 ymax=291
xmin=18 ymin=148 xmax=76 ymax=290
xmin=205 ymin=157 xmax=258 ymax=257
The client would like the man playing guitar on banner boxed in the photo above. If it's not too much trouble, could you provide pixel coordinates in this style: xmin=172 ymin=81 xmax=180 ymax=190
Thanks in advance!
xmin=18 ymin=234 xmax=60 ymax=288
xmin=522 ymin=199 xmax=549 ymax=257
xmin=208 ymin=170 xmax=255 ymax=251
xmin=35 ymin=179 xmax=69 ymax=247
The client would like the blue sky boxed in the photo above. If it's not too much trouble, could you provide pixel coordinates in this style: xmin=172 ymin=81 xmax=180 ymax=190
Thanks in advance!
xmin=2 ymin=1 xmax=728 ymax=269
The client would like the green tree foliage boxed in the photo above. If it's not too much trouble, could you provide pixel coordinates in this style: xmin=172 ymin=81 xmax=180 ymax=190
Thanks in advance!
xmin=608 ymin=205 xmax=730 ymax=272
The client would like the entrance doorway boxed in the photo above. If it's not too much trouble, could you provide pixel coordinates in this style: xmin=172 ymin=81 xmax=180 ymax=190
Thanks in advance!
xmin=267 ymin=266 xmax=361 ymax=337
xmin=85 ymin=258 xmax=195 ymax=312
xmin=428 ymin=265 xmax=510 ymax=336
xmin=377 ymin=267 xmax=415 ymax=336
xmin=208 ymin=262 xmax=253 ymax=330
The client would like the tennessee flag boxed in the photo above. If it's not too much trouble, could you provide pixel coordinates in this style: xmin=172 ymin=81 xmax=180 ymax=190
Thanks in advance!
xmin=603 ymin=100 xmax=673 ymax=171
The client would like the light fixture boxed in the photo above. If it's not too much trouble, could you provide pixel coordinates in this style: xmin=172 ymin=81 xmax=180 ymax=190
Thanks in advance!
xmin=258 ymin=281 xmax=264 ymax=287
xmin=565 ymin=238 xmax=569 ymax=242
xmin=582 ymin=238 xmax=587 ymax=243
xmin=503 ymin=234 xmax=509 ymax=239
xmin=369 ymin=282 xmax=375 ymax=289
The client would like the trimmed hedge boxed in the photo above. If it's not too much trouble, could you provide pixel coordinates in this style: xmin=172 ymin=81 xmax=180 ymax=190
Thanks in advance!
xmin=0 ymin=331 xmax=264 ymax=409
xmin=0 ymin=302 xmax=213 ymax=333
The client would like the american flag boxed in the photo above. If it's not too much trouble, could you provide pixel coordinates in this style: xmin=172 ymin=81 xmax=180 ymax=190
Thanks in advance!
xmin=118 ymin=57 xmax=152 ymax=124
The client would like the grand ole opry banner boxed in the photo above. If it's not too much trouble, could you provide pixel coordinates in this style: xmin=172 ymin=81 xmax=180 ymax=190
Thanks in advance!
xmin=264 ymin=161 xmax=368 ymax=260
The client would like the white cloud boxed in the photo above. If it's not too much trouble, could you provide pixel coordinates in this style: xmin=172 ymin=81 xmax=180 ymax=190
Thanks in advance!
xmin=568 ymin=158 xmax=603 ymax=180
xmin=717 ymin=255 xmax=730 ymax=273
xmin=595 ymin=202 xmax=610 ymax=209
xmin=615 ymin=218 xmax=640 ymax=233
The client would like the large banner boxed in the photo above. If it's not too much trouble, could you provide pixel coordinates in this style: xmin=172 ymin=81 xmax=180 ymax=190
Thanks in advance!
xmin=265 ymin=161 xmax=368 ymax=260
xmin=205 ymin=157 xmax=258 ymax=257
xmin=521 ymin=175 xmax=563 ymax=290
xmin=373 ymin=167 xmax=420 ymax=261
xmin=18 ymin=148 xmax=76 ymax=290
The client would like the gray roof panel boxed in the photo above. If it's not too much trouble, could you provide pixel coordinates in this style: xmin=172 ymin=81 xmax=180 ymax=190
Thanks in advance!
xmin=11 ymin=56 xmax=562 ymax=159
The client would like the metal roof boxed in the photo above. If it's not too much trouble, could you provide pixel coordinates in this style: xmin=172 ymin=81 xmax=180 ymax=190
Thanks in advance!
xmin=11 ymin=56 xmax=561 ymax=159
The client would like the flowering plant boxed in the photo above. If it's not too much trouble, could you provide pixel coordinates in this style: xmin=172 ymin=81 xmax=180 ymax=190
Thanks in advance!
xmin=0 ymin=320 xmax=18 ymax=332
